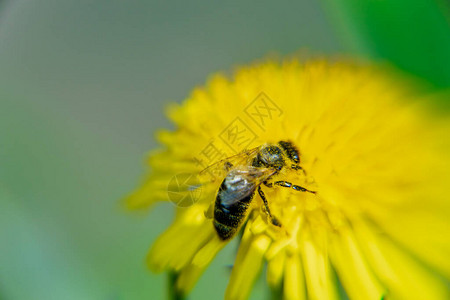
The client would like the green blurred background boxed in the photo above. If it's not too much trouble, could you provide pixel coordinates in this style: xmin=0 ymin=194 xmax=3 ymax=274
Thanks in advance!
xmin=0 ymin=1 xmax=448 ymax=299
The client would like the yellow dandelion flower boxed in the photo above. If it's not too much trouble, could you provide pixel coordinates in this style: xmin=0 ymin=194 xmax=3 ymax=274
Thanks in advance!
xmin=126 ymin=59 xmax=450 ymax=300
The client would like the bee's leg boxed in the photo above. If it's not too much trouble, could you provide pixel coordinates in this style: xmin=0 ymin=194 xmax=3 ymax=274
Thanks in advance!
xmin=291 ymin=164 xmax=307 ymax=176
xmin=274 ymin=181 xmax=316 ymax=194
xmin=224 ymin=161 xmax=233 ymax=171
xmin=257 ymin=186 xmax=281 ymax=227
xmin=263 ymin=181 xmax=273 ymax=188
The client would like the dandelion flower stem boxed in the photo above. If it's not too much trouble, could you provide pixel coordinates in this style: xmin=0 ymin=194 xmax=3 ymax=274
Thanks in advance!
xmin=168 ymin=271 xmax=185 ymax=300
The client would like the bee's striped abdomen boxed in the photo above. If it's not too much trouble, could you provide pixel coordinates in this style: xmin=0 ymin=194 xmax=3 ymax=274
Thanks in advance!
xmin=213 ymin=185 xmax=253 ymax=241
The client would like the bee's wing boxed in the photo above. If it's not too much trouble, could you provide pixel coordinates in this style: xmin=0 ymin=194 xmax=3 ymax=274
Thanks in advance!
xmin=198 ymin=147 xmax=260 ymax=181
xmin=219 ymin=166 xmax=276 ymax=207
xmin=204 ymin=201 xmax=214 ymax=219
xmin=229 ymin=166 xmax=277 ymax=183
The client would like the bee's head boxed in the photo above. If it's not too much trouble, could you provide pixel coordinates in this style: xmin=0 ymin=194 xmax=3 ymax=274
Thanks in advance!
xmin=254 ymin=145 xmax=285 ymax=171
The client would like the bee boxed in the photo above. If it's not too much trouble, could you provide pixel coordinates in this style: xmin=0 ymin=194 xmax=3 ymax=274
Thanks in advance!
xmin=201 ymin=140 xmax=316 ymax=241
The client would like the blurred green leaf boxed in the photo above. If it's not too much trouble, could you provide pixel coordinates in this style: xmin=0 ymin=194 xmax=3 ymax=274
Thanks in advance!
xmin=324 ymin=0 xmax=450 ymax=89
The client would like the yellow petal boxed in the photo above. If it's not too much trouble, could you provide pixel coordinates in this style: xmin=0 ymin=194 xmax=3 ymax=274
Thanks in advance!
xmin=329 ymin=228 xmax=385 ymax=300
xmin=300 ymin=230 xmax=339 ymax=300
xmin=176 ymin=236 xmax=225 ymax=294
xmin=191 ymin=235 xmax=226 ymax=268
xmin=283 ymin=253 xmax=306 ymax=300
xmin=175 ymin=266 xmax=203 ymax=296
xmin=148 ymin=206 xmax=213 ymax=272
xmin=124 ymin=178 xmax=168 ymax=209
xmin=369 ymin=210 xmax=450 ymax=278
xmin=354 ymin=219 xmax=450 ymax=300
xmin=266 ymin=251 xmax=286 ymax=288
xmin=225 ymin=231 xmax=271 ymax=300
